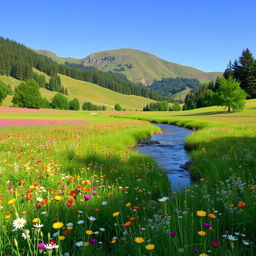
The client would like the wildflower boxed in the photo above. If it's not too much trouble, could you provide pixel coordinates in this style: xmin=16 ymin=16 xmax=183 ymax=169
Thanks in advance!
xmin=242 ymin=240 xmax=250 ymax=246
xmin=99 ymin=227 xmax=105 ymax=232
xmin=111 ymin=239 xmax=117 ymax=244
xmin=203 ymin=223 xmax=211 ymax=229
xmin=59 ymin=236 xmax=65 ymax=241
xmin=66 ymin=222 xmax=73 ymax=227
xmin=134 ymin=237 xmax=144 ymax=243
xmin=89 ymin=238 xmax=97 ymax=244
xmin=145 ymin=244 xmax=155 ymax=250
xmin=32 ymin=218 xmax=40 ymax=223
xmin=86 ymin=230 xmax=93 ymax=235
xmin=13 ymin=218 xmax=26 ymax=230
xmin=54 ymin=196 xmax=62 ymax=201
xmin=101 ymin=201 xmax=108 ymax=205
xmin=130 ymin=217 xmax=135 ymax=222
xmin=211 ymin=241 xmax=220 ymax=248
xmin=45 ymin=244 xmax=59 ymax=250
xmin=88 ymin=216 xmax=96 ymax=222
xmin=84 ymin=242 xmax=89 ymax=247
xmin=112 ymin=212 xmax=120 ymax=217
xmin=237 ymin=202 xmax=246 ymax=208
xmin=37 ymin=242 xmax=46 ymax=250
xmin=126 ymin=202 xmax=131 ymax=207
xmin=208 ymin=213 xmax=216 ymax=219
xmin=199 ymin=254 xmax=208 ymax=256
xmin=193 ymin=248 xmax=199 ymax=253
xmin=227 ymin=235 xmax=238 ymax=241
xmin=76 ymin=241 xmax=83 ymax=247
xmin=33 ymin=223 xmax=44 ymax=229
xmin=196 ymin=211 xmax=206 ymax=217
xmin=198 ymin=231 xmax=206 ymax=237
xmin=133 ymin=206 xmax=139 ymax=211
xmin=77 ymin=220 xmax=85 ymax=225
xmin=124 ymin=221 xmax=132 ymax=227
xmin=8 ymin=199 xmax=16 ymax=205
xmin=52 ymin=222 xmax=64 ymax=229
xmin=158 ymin=197 xmax=169 ymax=202
xmin=84 ymin=194 xmax=91 ymax=200
xmin=170 ymin=232 xmax=177 ymax=237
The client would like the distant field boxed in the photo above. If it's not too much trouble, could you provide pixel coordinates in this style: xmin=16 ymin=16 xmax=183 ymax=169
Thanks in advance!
xmin=0 ymin=70 xmax=156 ymax=110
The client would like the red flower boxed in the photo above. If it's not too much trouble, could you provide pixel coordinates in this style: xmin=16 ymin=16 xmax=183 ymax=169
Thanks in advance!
xmin=211 ymin=241 xmax=220 ymax=248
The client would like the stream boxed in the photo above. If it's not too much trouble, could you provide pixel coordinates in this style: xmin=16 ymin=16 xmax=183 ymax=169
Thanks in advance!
xmin=136 ymin=123 xmax=192 ymax=191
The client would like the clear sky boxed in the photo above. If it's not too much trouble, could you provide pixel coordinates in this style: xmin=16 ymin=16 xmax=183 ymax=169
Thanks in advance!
xmin=1 ymin=0 xmax=256 ymax=72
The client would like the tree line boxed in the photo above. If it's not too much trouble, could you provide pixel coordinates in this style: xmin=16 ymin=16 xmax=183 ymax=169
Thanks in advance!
xmin=143 ymin=101 xmax=181 ymax=111
xmin=183 ymin=49 xmax=255 ymax=111
xmin=0 ymin=37 xmax=166 ymax=101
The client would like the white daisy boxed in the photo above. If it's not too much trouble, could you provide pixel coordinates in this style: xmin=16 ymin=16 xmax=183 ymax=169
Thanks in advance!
xmin=77 ymin=220 xmax=84 ymax=225
xmin=33 ymin=223 xmax=44 ymax=229
xmin=101 ymin=201 xmax=108 ymax=205
xmin=158 ymin=196 xmax=169 ymax=202
xmin=75 ymin=241 xmax=83 ymax=247
xmin=45 ymin=244 xmax=59 ymax=250
xmin=227 ymin=235 xmax=238 ymax=241
xmin=13 ymin=218 xmax=26 ymax=230
xmin=88 ymin=216 xmax=96 ymax=222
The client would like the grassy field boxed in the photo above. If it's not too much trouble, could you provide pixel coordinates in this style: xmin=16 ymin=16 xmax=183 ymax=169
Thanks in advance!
xmin=0 ymin=71 xmax=155 ymax=110
xmin=0 ymin=102 xmax=255 ymax=255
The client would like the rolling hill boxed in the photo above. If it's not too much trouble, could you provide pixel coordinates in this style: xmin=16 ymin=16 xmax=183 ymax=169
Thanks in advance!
xmin=0 ymin=69 xmax=156 ymax=110
xmin=37 ymin=48 xmax=222 ymax=85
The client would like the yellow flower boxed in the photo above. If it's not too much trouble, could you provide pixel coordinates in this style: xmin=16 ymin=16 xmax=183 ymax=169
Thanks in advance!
xmin=126 ymin=202 xmax=131 ymax=207
xmin=145 ymin=244 xmax=155 ymax=251
xmin=32 ymin=218 xmax=40 ymax=223
xmin=112 ymin=212 xmax=120 ymax=217
xmin=59 ymin=236 xmax=65 ymax=241
xmin=84 ymin=242 xmax=89 ymax=247
xmin=198 ymin=231 xmax=206 ymax=236
xmin=54 ymin=196 xmax=62 ymax=201
xmin=53 ymin=222 xmax=64 ymax=229
xmin=5 ymin=215 xmax=11 ymax=219
xmin=196 ymin=211 xmax=206 ymax=217
xmin=208 ymin=213 xmax=216 ymax=219
xmin=199 ymin=254 xmax=208 ymax=256
xmin=85 ymin=230 xmax=93 ymax=235
xmin=8 ymin=199 xmax=16 ymax=205
xmin=67 ymin=226 xmax=73 ymax=230
xmin=134 ymin=237 xmax=145 ymax=243
xmin=111 ymin=239 xmax=117 ymax=244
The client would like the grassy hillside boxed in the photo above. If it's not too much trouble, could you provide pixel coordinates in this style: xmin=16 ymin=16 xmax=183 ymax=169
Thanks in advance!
xmin=38 ymin=48 xmax=222 ymax=85
xmin=170 ymin=87 xmax=191 ymax=102
xmin=0 ymin=70 xmax=155 ymax=110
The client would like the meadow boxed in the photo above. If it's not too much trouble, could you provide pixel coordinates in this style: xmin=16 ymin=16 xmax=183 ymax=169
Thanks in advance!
xmin=0 ymin=102 xmax=255 ymax=256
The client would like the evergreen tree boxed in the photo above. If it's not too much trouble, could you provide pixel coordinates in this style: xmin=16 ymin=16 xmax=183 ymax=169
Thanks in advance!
xmin=232 ymin=49 xmax=256 ymax=98
xmin=12 ymin=79 xmax=43 ymax=109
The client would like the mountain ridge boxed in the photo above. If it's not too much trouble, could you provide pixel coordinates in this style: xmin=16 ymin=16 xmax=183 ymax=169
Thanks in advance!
xmin=36 ymin=48 xmax=222 ymax=85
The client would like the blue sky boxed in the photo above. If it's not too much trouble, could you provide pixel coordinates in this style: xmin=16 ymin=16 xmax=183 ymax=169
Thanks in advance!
xmin=1 ymin=0 xmax=256 ymax=72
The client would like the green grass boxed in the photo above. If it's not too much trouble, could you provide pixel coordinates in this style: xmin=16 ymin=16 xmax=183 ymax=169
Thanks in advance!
xmin=0 ymin=71 xmax=156 ymax=110
xmin=0 ymin=102 xmax=255 ymax=255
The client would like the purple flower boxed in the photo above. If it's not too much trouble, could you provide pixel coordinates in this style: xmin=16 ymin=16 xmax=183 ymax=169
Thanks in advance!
xmin=203 ymin=223 xmax=211 ymax=229
xmin=193 ymin=248 xmax=199 ymax=253
xmin=84 ymin=194 xmax=91 ymax=200
xmin=92 ymin=187 xmax=98 ymax=190
xmin=170 ymin=232 xmax=177 ymax=237
xmin=89 ymin=238 xmax=97 ymax=244
xmin=92 ymin=192 xmax=97 ymax=196
xmin=37 ymin=242 xmax=46 ymax=250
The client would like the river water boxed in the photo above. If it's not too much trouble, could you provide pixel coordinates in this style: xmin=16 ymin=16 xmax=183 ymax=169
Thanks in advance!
xmin=136 ymin=123 xmax=192 ymax=191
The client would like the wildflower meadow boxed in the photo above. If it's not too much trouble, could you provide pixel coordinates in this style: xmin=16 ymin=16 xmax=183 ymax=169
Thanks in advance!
xmin=0 ymin=104 xmax=255 ymax=255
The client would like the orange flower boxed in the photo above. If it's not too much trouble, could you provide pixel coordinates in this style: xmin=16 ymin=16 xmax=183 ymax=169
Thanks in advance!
xmin=208 ymin=213 xmax=216 ymax=219
xmin=41 ymin=199 xmax=48 ymax=205
xmin=237 ymin=202 xmax=246 ymax=208
xmin=26 ymin=194 xmax=32 ymax=200
xmin=124 ymin=221 xmax=132 ymax=227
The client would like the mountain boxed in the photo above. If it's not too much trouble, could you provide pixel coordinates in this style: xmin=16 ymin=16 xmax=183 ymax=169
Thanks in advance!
xmin=37 ymin=48 xmax=222 ymax=85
